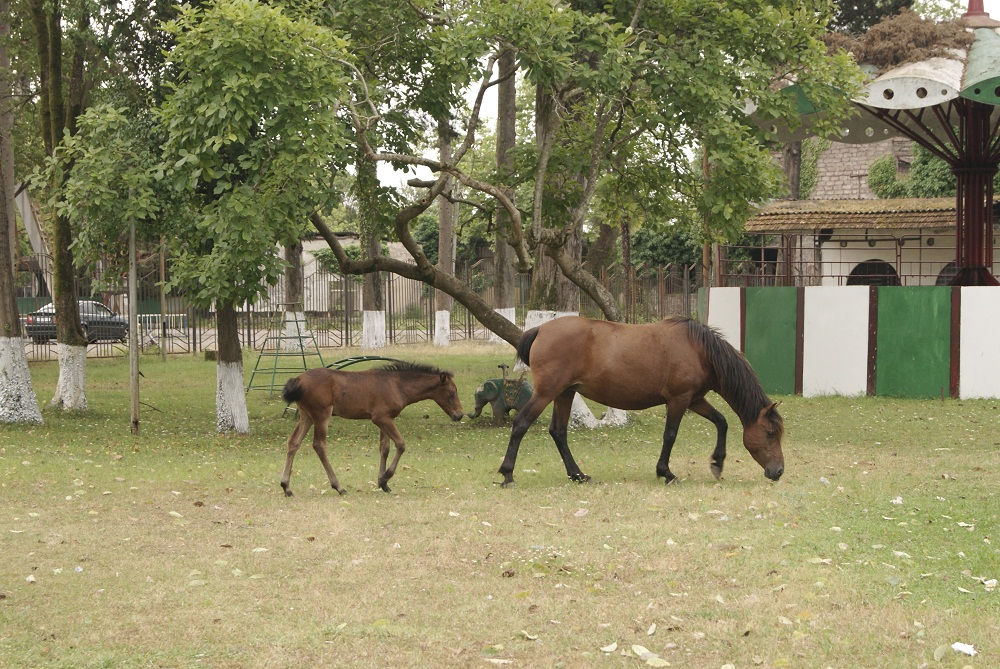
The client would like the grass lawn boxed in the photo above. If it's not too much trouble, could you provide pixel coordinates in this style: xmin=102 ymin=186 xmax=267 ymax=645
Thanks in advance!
xmin=1 ymin=344 xmax=998 ymax=668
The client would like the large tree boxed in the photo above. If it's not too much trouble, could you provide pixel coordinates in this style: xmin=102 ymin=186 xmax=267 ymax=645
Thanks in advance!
xmin=310 ymin=0 xmax=860 ymax=344
xmin=157 ymin=0 xmax=349 ymax=432
xmin=23 ymin=0 xmax=181 ymax=411
xmin=27 ymin=0 xmax=93 ymax=409
xmin=0 ymin=0 xmax=42 ymax=424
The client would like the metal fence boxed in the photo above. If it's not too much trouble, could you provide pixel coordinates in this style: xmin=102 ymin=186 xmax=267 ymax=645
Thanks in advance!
xmin=15 ymin=254 xmax=701 ymax=361
xmin=718 ymin=231 xmax=998 ymax=288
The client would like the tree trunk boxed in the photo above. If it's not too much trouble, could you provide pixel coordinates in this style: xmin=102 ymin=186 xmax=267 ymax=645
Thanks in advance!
xmin=0 ymin=4 xmax=42 ymax=424
xmin=492 ymin=48 xmax=517 ymax=338
xmin=528 ymin=85 xmax=580 ymax=316
xmin=783 ymin=140 xmax=802 ymax=200
xmin=435 ymin=117 xmax=455 ymax=347
xmin=584 ymin=222 xmax=618 ymax=277
xmin=621 ymin=217 xmax=632 ymax=323
xmin=356 ymin=155 xmax=385 ymax=348
xmin=215 ymin=301 xmax=248 ymax=433
xmin=29 ymin=0 xmax=87 ymax=410
xmin=282 ymin=241 xmax=307 ymax=352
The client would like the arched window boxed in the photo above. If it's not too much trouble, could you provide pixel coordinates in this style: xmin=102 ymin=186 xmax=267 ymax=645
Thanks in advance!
xmin=935 ymin=262 xmax=958 ymax=286
xmin=847 ymin=259 xmax=900 ymax=286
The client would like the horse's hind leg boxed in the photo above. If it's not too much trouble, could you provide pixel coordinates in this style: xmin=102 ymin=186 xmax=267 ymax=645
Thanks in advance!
xmin=497 ymin=394 xmax=551 ymax=487
xmin=373 ymin=417 xmax=405 ymax=493
xmin=687 ymin=397 xmax=728 ymax=480
xmin=311 ymin=415 xmax=346 ymax=495
xmin=281 ymin=412 xmax=313 ymax=497
xmin=550 ymin=389 xmax=589 ymax=483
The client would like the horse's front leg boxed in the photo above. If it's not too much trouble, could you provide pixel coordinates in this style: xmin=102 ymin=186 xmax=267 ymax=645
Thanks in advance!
xmin=497 ymin=394 xmax=550 ymax=487
xmin=687 ymin=397 xmax=728 ymax=480
xmin=372 ymin=417 xmax=405 ymax=493
xmin=280 ymin=411 xmax=313 ymax=497
xmin=656 ymin=397 xmax=690 ymax=484
xmin=550 ymin=389 xmax=589 ymax=483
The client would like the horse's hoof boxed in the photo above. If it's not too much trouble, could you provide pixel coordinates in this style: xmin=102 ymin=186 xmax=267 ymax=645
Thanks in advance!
xmin=663 ymin=475 xmax=678 ymax=485
xmin=335 ymin=487 xmax=346 ymax=496
xmin=710 ymin=464 xmax=723 ymax=480
xmin=281 ymin=484 xmax=293 ymax=497
xmin=379 ymin=482 xmax=392 ymax=493
xmin=570 ymin=473 xmax=591 ymax=483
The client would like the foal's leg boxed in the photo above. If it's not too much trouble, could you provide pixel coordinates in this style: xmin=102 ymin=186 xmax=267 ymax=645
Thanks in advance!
xmin=687 ymin=397 xmax=728 ymax=480
xmin=549 ymin=389 xmax=590 ymax=483
xmin=311 ymin=414 xmax=346 ymax=495
xmin=372 ymin=416 xmax=405 ymax=493
xmin=280 ymin=412 xmax=313 ymax=497
xmin=656 ymin=396 xmax=691 ymax=484
xmin=497 ymin=394 xmax=551 ymax=487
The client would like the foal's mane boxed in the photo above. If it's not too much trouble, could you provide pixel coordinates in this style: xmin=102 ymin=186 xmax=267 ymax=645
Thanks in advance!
xmin=380 ymin=360 xmax=453 ymax=378
xmin=674 ymin=317 xmax=783 ymax=433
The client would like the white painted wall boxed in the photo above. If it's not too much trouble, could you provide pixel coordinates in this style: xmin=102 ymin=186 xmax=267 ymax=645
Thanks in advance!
xmin=959 ymin=287 xmax=1000 ymax=399
xmin=705 ymin=287 xmax=742 ymax=347
xmin=802 ymin=286 xmax=869 ymax=397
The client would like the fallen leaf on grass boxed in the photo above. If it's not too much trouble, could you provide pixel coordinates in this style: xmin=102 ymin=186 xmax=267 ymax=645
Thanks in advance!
xmin=600 ymin=642 xmax=618 ymax=653
xmin=632 ymin=645 xmax=655 ymax=659
xmin=519 ymin=630 xmax=538 ymax=641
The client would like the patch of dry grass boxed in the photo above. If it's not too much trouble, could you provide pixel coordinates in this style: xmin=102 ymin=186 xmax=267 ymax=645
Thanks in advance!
xmin=1 ymin=348 xmax=998 ymax=668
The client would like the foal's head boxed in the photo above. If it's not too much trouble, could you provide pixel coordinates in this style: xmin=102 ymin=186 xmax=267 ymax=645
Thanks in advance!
xmin=742 ymin=403 xmax=784 ymax=481
xmin=431 ymin=372 xmax=465 ymax=421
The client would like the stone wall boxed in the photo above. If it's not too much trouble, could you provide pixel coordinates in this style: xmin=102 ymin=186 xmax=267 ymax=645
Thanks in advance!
xmin=808 ymin=138 xmax=913 ymax=200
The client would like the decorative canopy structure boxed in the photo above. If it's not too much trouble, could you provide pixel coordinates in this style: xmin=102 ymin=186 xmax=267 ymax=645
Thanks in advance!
xmin=769 ymin=1 xmax=1000 ymax=285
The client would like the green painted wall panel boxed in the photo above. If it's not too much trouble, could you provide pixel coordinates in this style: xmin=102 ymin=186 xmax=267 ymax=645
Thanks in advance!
xmin=875 ymin=287 xmax=951 ymax=398
xmin=744 ymin=287 xmax=798 ymax=395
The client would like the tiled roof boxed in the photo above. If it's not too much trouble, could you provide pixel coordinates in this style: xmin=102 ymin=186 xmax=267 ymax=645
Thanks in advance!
xmin=745 ymin=197 xmax=963 ymax=233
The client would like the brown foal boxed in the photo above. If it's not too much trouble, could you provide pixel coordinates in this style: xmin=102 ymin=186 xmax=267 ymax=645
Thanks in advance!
xmin=280 ymin=361 xmax=464 ymax=495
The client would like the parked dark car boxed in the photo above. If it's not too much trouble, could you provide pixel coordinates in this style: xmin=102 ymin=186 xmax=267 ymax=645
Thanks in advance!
xmin=24 ymin=301 xmax=129 ymax=344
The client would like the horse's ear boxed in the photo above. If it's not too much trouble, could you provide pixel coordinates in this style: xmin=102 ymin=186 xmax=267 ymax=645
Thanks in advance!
xmin=440 ymin=372 xmax=449 ymax=384
xmin=758 ymin=402 xmax=780 ymax=420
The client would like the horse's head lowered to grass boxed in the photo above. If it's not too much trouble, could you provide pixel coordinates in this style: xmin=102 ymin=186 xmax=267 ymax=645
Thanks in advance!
xmin=740 ymin=402 xmax=784 ymax=481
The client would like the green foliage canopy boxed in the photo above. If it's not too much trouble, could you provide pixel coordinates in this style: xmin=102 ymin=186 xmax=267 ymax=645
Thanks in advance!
xmin=156 ymin=0 xmax=350 ymax=308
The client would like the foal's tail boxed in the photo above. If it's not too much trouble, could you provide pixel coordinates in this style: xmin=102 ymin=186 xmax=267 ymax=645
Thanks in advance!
xmin=516 ymin=327 xmax=540 ymax=367
xmin=281 ymin=377 xmax=305 ymax=405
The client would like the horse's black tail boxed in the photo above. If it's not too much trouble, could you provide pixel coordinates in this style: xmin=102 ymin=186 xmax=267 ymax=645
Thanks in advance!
xmin=281 ymin=377 xmax=305 ymax=405
xmin=516 ymin=327 xmax=540 ymax=367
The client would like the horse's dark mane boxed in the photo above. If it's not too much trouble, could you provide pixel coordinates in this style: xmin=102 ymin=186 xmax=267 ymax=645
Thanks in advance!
xmin=380 ymin=360 xmax=453 ymax=378
xmin=672 ymin=317 xmax=783 ymax=433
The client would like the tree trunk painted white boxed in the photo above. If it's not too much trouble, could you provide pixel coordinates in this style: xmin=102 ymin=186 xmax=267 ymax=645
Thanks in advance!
xmin=489 ymin=307 xmax=516 ymax=344
xmin=434 ymin=310 xmax=450 ymax=347
xmin=216 ymin=360 xmax=249 ymax=433
xmin=568 ymin=398 xmax=629 ymax=429
xmin=0 ymin=337 xmax=42 ymax=423
xmin=50 ymin=343 xmax=87 ymax=410
xmin=361 ymin=310 xmax=386 ymax=349
xmin=281 ymin=310 xmax=309 ymax=353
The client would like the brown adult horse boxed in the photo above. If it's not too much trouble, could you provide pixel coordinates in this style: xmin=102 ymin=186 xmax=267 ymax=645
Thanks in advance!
xmin=497 ymin=316 xmax=784 ymax=487
xmin=280 ymin=361 xmax=464 ymax=495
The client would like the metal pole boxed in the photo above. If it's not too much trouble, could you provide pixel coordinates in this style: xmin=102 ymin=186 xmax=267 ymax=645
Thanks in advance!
xmin=129 ymin=219 xmax=140 ymax=435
